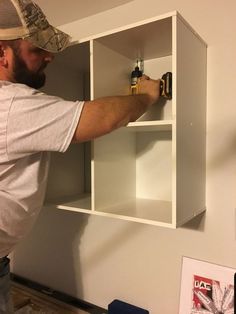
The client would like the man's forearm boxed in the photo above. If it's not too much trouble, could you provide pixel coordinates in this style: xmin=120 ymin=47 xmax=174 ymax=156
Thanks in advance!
xmin=73 ymin=77 xmax=160 ymax=143
xmin=73 ymin=94 xmax=153 ymax=143
xmin=93 ymin=94 xmax=153 ymax=128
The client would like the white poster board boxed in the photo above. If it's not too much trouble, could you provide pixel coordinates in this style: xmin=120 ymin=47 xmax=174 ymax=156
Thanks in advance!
xmin=179 ymin=256 xmax=235 ymax=314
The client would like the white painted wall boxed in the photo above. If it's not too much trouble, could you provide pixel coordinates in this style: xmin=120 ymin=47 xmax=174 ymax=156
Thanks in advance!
xmin=12 ymin=1 xmax=236 ymax=313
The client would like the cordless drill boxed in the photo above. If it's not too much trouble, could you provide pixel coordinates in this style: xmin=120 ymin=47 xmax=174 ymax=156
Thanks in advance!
xmin=130 ymin=62 xmax=172 ymax=100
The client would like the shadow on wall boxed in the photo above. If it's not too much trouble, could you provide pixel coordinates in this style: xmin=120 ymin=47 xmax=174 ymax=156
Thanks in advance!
xmin=12 ymin=207 xmax=89 ymax=300
xmin=11 ymin=206 xmax=148 ymax=301
xmin=208 ymin=133 xmax=236 ymax=171
xmin=35 ymin=0 xmax=135 ymax=26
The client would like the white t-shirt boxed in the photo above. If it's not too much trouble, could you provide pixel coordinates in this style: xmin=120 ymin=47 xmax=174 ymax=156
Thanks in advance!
xmin=0 ymin=81 xmax=84 ymax=257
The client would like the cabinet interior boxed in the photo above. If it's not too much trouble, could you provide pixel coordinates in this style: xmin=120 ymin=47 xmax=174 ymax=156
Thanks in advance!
xmin=91 ymin=16 xmax=174 ymax=224
xmin=93 ymin=17 xmax=173 ymax=121
xmin=43 ymin=42 xmax=92 ymax=210
xmin=93 ymin=128 xmax=172 ymax=224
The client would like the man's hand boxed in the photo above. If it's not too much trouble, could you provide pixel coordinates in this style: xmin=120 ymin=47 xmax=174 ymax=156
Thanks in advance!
xmin=138 ymin=75 xmax=161 ymax=106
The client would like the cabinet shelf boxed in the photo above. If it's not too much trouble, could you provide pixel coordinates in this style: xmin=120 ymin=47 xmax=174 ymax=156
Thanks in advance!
xmin=96 ymin=198 xmax=172 ymax=225
xmin=53 ymin=197 xmax=173 ymax=228
xmin=45 ymin=194 xmax=91 ymax=212
xmin=127 ymin=120 xmax=173 ymax=131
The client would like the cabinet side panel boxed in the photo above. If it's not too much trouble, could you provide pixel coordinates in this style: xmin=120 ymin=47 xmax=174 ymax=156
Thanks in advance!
xmin=93 ymin=129 xmax=136 ymax=211
xmin=176 ymin=18 xmax=207 ymax=225
xmin=93 ymin=41 xmax=132 ymax=98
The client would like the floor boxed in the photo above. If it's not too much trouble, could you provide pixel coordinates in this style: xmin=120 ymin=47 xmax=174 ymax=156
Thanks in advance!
xmin=12 ymin=283 xmax=90 ymax=314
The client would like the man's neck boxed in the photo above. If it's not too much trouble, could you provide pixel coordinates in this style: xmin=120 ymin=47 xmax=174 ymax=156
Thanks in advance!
xmin=0 ymin=71 xmax=14 ymax=83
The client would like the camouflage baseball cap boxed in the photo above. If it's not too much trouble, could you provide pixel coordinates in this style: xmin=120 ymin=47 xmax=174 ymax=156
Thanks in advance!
xmin=0 ymin=0 xmax=71 ymax=52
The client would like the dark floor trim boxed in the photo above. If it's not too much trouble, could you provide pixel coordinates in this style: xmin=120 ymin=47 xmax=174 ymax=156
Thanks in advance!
xmin=11 ymin=273 xmax=108 ymax=314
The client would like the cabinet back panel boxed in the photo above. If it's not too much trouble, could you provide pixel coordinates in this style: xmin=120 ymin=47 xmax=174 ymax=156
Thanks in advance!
xmin=93 ymin=128 xmax=136 ymax=210
xmin=45 ymin=144 xmax=89 ymax=202
xmin=136 ymin=131 xmax=172 ymax=201
xmin=42 ymin=42 xmax=91 ymax=203
xmin=43 ymin=42 xmax=90 ymax=101
xmin=93 ymin=128 xmax=172 ymax=212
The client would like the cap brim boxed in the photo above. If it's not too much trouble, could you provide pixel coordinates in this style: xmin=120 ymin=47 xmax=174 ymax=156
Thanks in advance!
xmin=26 ymin=25 xmax=71 ymax=53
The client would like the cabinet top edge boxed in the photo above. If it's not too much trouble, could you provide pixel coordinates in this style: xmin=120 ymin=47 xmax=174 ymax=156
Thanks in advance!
xmin=176 ymin=12 xmax=207 ymax=47
xmin=72 ymin=10 xmax=178 ymax=45
xmin=70 ymin=10 xmax=206 ymax=48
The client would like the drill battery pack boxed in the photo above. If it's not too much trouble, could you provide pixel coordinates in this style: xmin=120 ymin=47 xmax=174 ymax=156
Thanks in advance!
xmin=160 ymin=72 xmax=172 ymax=99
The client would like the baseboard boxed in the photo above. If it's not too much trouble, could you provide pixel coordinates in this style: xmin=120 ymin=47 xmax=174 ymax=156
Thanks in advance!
xmin=11 ymin=273 xmax=108 ymax=314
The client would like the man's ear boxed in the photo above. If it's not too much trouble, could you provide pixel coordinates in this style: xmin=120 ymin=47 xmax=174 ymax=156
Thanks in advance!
xmin=0 ymin=41 xmax=8 ymax=67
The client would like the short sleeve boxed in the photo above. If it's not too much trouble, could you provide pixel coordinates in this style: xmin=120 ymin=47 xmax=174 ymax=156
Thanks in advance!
xmin=6 ymin=85 xmax=84 ymax=160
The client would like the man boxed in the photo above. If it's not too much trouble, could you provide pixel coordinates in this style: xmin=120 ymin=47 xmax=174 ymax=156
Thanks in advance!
xmin=0 ymin=0 xmax=160 ymax=312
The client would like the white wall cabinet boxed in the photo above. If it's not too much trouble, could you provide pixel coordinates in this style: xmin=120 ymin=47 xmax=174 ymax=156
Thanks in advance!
xmin=44 ymin=11 xmax=207 ymax=228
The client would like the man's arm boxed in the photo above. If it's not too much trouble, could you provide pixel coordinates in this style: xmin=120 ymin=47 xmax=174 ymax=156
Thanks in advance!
xmin=73 ymin=76 xmax=160 ymax=143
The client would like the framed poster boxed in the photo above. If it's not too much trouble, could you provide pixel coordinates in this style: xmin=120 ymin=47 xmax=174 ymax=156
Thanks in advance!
xmin=179 ymin=256 xmax=235 ymax=314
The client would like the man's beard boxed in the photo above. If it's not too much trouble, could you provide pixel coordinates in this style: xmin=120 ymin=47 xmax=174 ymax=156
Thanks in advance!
xmin=13 ymin=50 xmax=46 ymax=89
